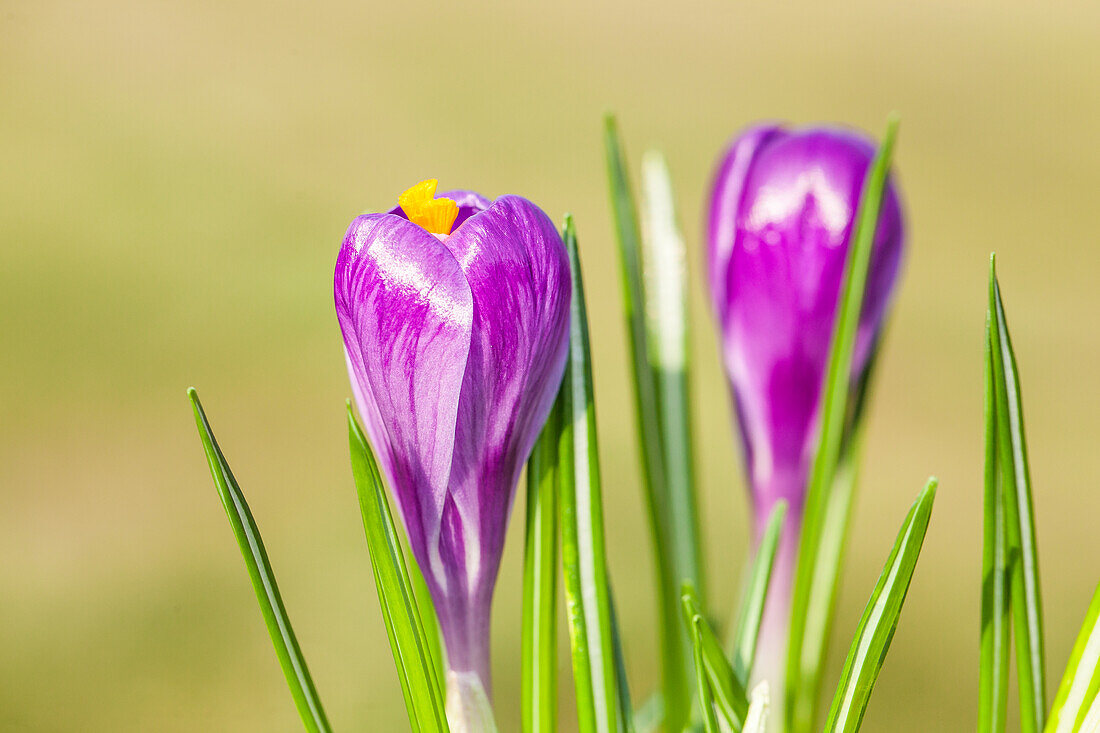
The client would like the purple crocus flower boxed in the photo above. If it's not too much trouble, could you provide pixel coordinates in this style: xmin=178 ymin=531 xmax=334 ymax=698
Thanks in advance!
xmin=335 ymin=180 xmax=570 ymax=705
xmin=706 ymin=126 xmax=905 ymax=678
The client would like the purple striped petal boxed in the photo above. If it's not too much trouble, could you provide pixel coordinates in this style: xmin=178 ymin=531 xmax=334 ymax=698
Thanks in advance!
xmin=335 ymin=193 xmax=570 ymax=693
xmin=432 ymin=194 xmax=570 ymax=684
xmin=707 ymin=123 xmax=785 ymax=322
xmin=707 ymin=125 xmax=904 ymax=521
xmin=706 ymin=124 xmax=905 ymax=689
xmin=336 ymin=214 xmax=474 ymax=582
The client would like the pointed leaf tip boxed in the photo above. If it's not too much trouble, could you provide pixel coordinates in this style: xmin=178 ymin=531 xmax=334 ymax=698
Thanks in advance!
xmin=785 ymin=114 xmax=902 ymax=733
xmin=823 ymin=478 xmax=937 ymax=733
xmin=562 ymin=213 xmax=576 ymax=240
xmin=986 ymin=264 xmax=1046 ymax=731
xmin=190 ymin=393 xmax=332 ymax=733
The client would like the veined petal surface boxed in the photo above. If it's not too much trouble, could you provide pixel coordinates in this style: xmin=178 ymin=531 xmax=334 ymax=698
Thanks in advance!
xmin=435 ymin=196 xmax=570 ymax=625
xmin=336 ymin=193 xmax=570 ymax=690
xmin=336 ymin=213 xmax=474 ymax=592
xmin=707 ymin=126 xmax=904 ymax=516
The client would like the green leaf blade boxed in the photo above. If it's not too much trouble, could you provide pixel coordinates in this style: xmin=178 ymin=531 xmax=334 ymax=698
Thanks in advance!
xmin=690 ymin=616 xmax=722 ymax=733
xmin=988 ymin=258 xmax=1047 ymax=732
xmin=409 ymin=540 xmax=447 ymax=704
xmin=731 ymin=500 xmax=788 ymax=682
xmin=683 ymin=584 xmax=750 ymax=731
xmin=823 ymin=479 xmax=938 ymax=733
xmin=610 ymin=591 xmax=637 ymax=733
xmin=188 ymin=389 xmax=332 ymax=733
xmin=979 ymin=276 xmax=1011 ymax=733
xmin=640 ymin=148 xmax=704 ymax=607
xmin=346 ymin=405 xmax=449 ymax=733
xmin=632 ymin=694 xmax=664 ymax=733
xmin=1079 ymin=695 xmax=1100 ymax=732
xmin=559 ymin=216 xmax=623 ymax=733
xmin=1045 ymin=581 xmax=1100 ymax=732
xmin=604 ymin=114 xmax=693 ymax=733
xmin=786 ymin=115 xmax=901 ymax=733
xmin=523 ymin=393 xmax=563 ymax=733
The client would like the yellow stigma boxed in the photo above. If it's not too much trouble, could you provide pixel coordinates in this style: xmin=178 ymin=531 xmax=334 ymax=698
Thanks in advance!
xmin=398 ymin=179 xmax=459 ymax=235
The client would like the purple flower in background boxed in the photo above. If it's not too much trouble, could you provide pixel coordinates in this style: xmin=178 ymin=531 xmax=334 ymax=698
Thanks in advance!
xmin=706 ymin=125 xmax=905 ymax=676
xmin=335 ymin=180 xmax=570 ymax=704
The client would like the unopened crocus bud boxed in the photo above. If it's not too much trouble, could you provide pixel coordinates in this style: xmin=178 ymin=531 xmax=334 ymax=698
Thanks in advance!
xmin=706 ymin=126 xmax=905 ymax=682
xmin=335 ymin=180 xmax=571 ymax=724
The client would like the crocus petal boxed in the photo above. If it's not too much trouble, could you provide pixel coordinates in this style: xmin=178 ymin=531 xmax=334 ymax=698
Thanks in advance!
xmin=431 ymin=194 xmax=571 ymax=675
xmin=707 ymin=123 xmax=906 ymax=699
xmin=707 ymin=123 xmax=784 ymax=323
xmin=336 ymin=192 xmax=570 ymax=694
xmin=335 ymin=213 xmax=474 ymax=588
xmin=437 ymin=189 xmax=493 ymax=211
xmin=708 ymin=126 xmax=904 ymax=515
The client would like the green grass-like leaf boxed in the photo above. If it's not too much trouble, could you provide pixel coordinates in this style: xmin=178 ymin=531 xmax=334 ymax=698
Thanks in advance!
xmin=632 ymin=694 xmax=664 ymax=733
xmin=798 ymin=447 xmax=864 ymax=720
xmin=730 ymin=500 xmax=788 ymax=682
xmin=346 ymin=405 xmax=449 ymax=733
xmin=683 ymin=584 xmax=750 ymax=732
xmin=559 ymin=215 xmax=624 ymax=733
xmin=604 ymin=115 xmax=695 ymax=732
xmin=980 ymin=276 xmax=1012 ymax=733
xmin=1045 ymin=581 xmax=1100 ymax=732
xmin=188 ymin=388 xmax=332 ymax=733
xmin=988 ymin=257 xmax=1047 ymax=732
xmin=786 ymin=115 xmax=900 ymax=733
xmin=640 ymin=147 xmax=704 ymax=608
xmin=408 ymin=539 xmax=447 ymax=701
xmin=690 ymin=616 xmax=722 ymax=733
xmin=1080 ymin=696 xmax=1100 ymax=732
xmin=823 ymin=478 xmax=938 ymax=733
xmin=522 ymin=390 xmax=563 ymax=733
xmin=610 ymin=591 xmax=637 ymax=733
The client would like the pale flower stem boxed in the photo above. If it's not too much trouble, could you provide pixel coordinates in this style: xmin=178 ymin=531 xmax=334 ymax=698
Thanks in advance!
xmin=445 ymin=671 xmax=499 ymax=733
xmin=743 ymin=681 xmax=771 ymax=733
xmin=752 ymin=513 xmax=799 ymax=733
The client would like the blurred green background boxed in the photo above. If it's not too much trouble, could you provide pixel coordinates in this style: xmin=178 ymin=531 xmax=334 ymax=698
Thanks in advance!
xmin=3 ymin=1 xmax=1099 ymax=730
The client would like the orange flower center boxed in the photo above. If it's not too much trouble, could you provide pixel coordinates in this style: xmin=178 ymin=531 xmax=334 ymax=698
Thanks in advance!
xmin=398 ymin=179 xmax=459 ymax=235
